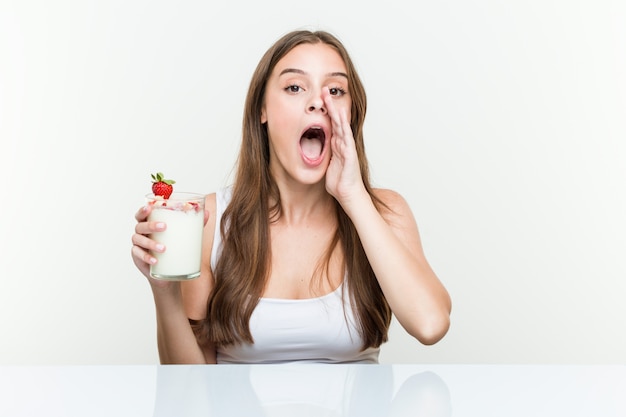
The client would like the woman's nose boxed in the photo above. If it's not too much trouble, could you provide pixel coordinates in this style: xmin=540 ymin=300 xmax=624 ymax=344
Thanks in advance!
xmin=307 ymin=92 xmax=327 ymax=114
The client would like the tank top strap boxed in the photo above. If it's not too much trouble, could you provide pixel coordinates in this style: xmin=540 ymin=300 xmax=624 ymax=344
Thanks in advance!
xmin=210 ymin=186 xmax=233 ymax=270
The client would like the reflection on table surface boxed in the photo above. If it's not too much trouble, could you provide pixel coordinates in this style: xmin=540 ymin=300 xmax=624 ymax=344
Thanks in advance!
xmin=0 ymin=364 xmax=624 ymax=417
xmin=153 ymin=364 xmax=450 ymax=417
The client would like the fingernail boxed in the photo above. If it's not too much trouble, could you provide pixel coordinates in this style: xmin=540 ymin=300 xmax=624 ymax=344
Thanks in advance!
xmin=149 ymin=257 xmax=157 ymax=264
xmin=156 ymin=222 xmax=165 ymax=230
xmin=155 ymin=244 xmax=165 ymax=252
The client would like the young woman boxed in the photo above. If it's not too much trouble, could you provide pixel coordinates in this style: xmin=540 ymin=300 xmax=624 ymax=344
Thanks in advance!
xmin=131 ymin=30 xmax=451 ymax=364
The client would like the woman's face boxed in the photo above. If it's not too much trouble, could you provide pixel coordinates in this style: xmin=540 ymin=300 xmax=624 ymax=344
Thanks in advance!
xmin=261 ymin=42 xmax=351 ymax=187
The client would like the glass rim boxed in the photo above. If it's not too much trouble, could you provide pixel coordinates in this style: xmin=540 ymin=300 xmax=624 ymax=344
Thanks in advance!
xmin=145 ymin=192 xmax=206 ymax=202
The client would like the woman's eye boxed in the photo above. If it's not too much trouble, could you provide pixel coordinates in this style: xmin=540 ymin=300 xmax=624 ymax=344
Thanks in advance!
xmin=329 ymin=87 xmax=346 ymax=96
xmin=285 ymin=85 xmax=302 ymax=93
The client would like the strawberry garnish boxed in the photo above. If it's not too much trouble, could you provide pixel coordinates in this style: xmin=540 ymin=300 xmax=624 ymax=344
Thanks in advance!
xmin=151 ymin=172 xmax=176 ymax=199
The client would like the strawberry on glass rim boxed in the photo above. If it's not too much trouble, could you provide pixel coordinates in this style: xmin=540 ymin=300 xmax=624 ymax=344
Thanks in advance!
xmin=151 ymin=172 xmax=175 ymax=199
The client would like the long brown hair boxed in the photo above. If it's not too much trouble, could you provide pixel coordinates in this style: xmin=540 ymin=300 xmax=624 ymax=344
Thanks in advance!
xmin=203 ymin=30 xmax=391 ymax=350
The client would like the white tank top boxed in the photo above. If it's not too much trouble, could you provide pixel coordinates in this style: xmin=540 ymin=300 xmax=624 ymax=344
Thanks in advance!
xmin=211 ymin=187 xmax=379 ymax=364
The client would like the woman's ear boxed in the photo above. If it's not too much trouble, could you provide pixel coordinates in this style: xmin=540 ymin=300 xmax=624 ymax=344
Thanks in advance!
xmin=260 ymin=107 xmax=267 ymax=124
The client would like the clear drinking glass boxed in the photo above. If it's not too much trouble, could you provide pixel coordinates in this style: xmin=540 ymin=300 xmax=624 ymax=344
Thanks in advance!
xmin=146 ymin=192 xmax=205 ymax=280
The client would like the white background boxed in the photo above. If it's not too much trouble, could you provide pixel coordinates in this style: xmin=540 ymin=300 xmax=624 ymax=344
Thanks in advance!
xmin=1 ymin=0 xmax=624 ymax=365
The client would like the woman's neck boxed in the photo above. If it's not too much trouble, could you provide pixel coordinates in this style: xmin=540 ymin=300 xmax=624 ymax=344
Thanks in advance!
xmin=272 ymin=181 xmax=336 ymax=226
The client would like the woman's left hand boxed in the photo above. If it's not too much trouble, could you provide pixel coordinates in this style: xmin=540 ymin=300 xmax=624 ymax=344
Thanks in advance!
xmin=323 ymin=88 xmax=367 ymax=208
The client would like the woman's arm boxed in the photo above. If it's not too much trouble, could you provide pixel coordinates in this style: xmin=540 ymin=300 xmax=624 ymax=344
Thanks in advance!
xmin=179 ymin=193 xmax=218 ymax=363
xmin=322 ymin=89 xmax=451 ymax=345
xmin=131 ymin=193 xmax=218 ymax=363
xmin=344 ymin=188 xmax=451 ymax=345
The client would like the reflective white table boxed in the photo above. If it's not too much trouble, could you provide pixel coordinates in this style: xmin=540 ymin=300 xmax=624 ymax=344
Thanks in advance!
xmin=1 ymin=364 xmax=624 ymax=416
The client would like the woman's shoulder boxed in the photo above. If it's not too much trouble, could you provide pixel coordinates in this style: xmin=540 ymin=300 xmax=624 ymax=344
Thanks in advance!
xmin=371 ymin=187 xmax=410 ymax=211
xmin=202 ymin=186 xmax=233 ymax=247
xmin=204 ymin=186 xmax=233 ymax=216
xmin=205 ymin=191 xmax=217 ymax=205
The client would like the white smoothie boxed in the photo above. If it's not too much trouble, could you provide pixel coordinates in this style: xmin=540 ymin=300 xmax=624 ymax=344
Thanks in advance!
xmin=148 ymin=193 xmax=205 ymax=280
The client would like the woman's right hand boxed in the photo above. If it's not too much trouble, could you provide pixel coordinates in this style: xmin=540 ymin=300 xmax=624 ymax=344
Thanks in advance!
xmin=131 ymin=204 xmax=175 ymax=290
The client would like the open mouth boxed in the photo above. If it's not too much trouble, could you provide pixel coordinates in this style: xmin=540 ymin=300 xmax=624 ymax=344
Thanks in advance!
xmin=299 ymin=126 xmax=326 ymax=162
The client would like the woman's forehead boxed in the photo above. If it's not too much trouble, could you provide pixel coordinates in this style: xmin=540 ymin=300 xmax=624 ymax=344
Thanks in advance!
xmin=274 ymin=43 xmax=347 ymax=74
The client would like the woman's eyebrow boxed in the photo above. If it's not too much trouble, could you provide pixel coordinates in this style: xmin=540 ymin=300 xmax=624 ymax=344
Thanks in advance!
xmin=328 ymin=71 xmax=348 ymax=79
xmin=279 ymin=68 xmax=348 ymax=79
xmin=279 ymin=68 xmax=305 ymax=76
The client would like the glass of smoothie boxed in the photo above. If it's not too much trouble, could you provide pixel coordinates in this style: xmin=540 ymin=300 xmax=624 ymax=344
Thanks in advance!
xmin=146 ymin=192 xmax=205 ymax=280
